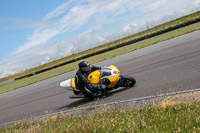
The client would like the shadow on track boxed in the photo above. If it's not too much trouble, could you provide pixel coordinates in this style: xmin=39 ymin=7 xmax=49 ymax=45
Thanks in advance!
xmin=101 ymin=87 xmax=133 ymax=99
xmin=56 ymin=87 xmax=132 ymax=111
xmin=56 ymin=98 xmax=92 ymax=110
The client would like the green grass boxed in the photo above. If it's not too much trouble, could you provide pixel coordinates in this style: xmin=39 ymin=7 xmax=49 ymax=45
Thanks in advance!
xmin=1 ymin=102 xmax=200 ymax=132
xmin=0 ymin=21 xmax=200 ymax=94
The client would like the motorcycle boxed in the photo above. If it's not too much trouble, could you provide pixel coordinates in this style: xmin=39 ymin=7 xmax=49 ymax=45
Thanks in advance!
xmin=60 ymin=65 xmax=136 ymax=99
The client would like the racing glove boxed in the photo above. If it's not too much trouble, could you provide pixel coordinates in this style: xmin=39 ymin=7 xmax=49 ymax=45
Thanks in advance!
xmin=97 ymin=84 xmax=106 ymax=89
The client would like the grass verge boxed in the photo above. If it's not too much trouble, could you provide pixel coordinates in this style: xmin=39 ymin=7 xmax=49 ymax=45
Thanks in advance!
xmin=1 ymin=101 xmax=200 ymax=132
xmin=0 ymin=21 xmax=200 ymax=94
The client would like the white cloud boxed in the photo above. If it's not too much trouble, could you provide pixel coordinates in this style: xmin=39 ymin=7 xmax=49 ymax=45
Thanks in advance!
xmin=0 ymin=0 xmax=199 ymax=78
xmin=123 ymin=23 xmax=138 ymax=32
xmin=13 ymin=1 xmax=98 ymax=54
xmin=46 ymin=56 xmax=50 ymax=61
xmin=193 ymin=0 xmax=200 ymax=6
xmin=43 ymin=0 xmax=73 ymax=20
xmin=13 ymin=28 xmax=59 ymax=54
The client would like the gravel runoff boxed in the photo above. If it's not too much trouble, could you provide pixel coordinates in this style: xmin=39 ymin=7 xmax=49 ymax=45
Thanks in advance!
xmin=1 ymin=88 xmax=200 ymax=128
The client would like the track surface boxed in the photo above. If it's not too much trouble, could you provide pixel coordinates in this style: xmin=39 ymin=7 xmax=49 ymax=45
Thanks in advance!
xmin=0 ymin=30 xmax=200 ymax=125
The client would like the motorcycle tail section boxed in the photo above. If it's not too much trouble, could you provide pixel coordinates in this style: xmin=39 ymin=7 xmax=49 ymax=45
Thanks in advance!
xmin=60 ymin=79 xmax=73 ymax=90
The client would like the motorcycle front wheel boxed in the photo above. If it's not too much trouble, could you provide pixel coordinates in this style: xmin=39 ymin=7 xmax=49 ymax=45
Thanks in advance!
xmin=120 ymin=75 xmax=136 ymax=87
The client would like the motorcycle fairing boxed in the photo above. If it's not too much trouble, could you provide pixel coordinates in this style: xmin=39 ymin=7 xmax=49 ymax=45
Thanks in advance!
xmin=71 ymin=78 xmax=80 ymax=92
xmin=87 ymin=65 xmax=120 ymax=88
xmin=88 ymin=71 xmax=101 ymax=85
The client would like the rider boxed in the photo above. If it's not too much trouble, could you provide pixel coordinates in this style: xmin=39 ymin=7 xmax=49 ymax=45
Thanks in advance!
xmin=75 ymin=61 xmax=106 ymax=98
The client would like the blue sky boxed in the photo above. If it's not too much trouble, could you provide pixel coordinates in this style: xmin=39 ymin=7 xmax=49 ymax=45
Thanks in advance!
xmin=0 ymin=0 xmax=200 ymax=78
xmin=0 ymin=0 xmax=66 ymax=57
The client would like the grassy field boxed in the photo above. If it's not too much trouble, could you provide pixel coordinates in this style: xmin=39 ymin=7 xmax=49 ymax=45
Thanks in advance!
xmin=1 ymin=101 xmax=200 ymax=132
xmin=0 ymin=21 xmax=200 ymax=94
xmin=0 ymin=11 xmax=200 ymax=94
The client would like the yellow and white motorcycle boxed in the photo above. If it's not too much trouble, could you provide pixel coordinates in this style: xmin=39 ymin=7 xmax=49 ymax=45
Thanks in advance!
xmin=60 ymin=65 xmax=136 ymax=99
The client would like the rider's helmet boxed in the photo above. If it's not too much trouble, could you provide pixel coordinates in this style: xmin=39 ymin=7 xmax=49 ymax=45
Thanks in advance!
xmin=78 ymin=61 xmax=91 ymax=72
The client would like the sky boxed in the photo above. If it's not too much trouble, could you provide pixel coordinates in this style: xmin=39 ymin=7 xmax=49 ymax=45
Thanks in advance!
xmin=0 ymin=0 xmax=200 ymax=78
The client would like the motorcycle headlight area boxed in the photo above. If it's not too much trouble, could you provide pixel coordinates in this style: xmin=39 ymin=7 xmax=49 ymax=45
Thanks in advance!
xmin=101 ymin=67 xmax=119 ymax=77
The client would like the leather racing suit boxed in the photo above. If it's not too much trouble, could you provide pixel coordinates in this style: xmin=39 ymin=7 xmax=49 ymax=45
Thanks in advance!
xmin=75 ymin=65 xmax=104 ymax=97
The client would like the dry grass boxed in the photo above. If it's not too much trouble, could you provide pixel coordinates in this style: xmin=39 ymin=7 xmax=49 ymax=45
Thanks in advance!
xmin=1 ymin=102 xmax=200 ymax=132
xmin=1 ymin=91 xmax=200 ymax=132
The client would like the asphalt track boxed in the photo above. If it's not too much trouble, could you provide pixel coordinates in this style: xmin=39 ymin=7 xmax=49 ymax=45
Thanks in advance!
xmin=0 ymin=30 xmax=200 ymax=125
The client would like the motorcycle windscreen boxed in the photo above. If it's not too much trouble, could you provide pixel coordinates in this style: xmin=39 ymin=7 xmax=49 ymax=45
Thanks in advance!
xmin=100 ymin=66 xmax=120 ymax=88
xmin=101 ymin=69 xmax=112 ymax=77
xmin=88 ymin=71 xmax=101 ymax=85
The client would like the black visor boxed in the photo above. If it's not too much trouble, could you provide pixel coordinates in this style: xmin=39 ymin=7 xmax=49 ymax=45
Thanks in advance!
xmin=81 ymin=65 xmax=90 ymax=72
